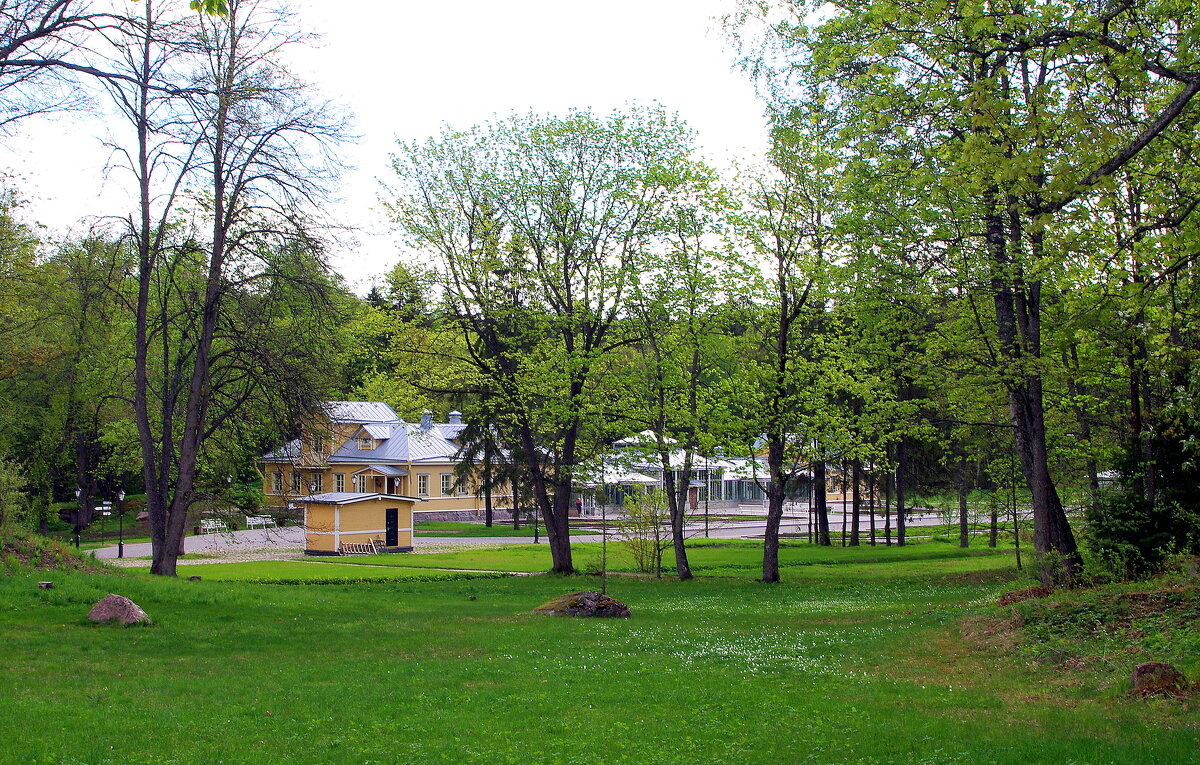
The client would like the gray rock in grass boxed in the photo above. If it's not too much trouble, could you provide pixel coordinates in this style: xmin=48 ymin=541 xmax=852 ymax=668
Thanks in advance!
xmin=87 ymin=594 xmax=152 ymax=626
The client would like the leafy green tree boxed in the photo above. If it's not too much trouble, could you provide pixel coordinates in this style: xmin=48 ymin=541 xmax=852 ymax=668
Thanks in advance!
xmin=389 ymin=106 xmax=705 ymax=574
xmin=731 ymin=0 xmax=1200 ymax=584
xmin=619 ymin=174 xmax=735 ymax=580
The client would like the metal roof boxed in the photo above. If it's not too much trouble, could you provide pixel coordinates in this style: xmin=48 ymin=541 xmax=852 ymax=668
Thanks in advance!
xmin=262 ymin=439 xmax=302 ymax=461
xmin=362 ymin=423 xmax=393 ymax=439
xmin=296 ymin=492 xmax=423 ymax=505
xmin=322 ymin=401 xmax=399 ymax=424
xmin=352 ymin=464 xmax=408 ymax=476
xmin=264 ymin=405 xmax=465 ymax=465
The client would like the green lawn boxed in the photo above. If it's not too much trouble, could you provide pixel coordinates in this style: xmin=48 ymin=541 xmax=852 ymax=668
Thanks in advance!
xmin=0 ymin=540 xmax=1196 ymax=764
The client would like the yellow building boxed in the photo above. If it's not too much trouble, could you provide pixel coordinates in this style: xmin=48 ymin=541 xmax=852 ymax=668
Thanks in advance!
xmin=261 ymin=402 xmax=508 ymax=553
xmin=298 ymin=492 xmax=418 ymax=555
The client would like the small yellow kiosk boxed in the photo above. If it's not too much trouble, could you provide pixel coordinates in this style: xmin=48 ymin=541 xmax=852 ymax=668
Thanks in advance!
xmin=298 ymin=492 xmax=421 ymax=555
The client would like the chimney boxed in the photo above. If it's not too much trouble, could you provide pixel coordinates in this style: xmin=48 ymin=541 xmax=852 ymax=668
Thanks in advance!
xmin=448 ymin=411 xmax=462 ymax=426
xmin=420 ymin=410 xmax=434 ymax=430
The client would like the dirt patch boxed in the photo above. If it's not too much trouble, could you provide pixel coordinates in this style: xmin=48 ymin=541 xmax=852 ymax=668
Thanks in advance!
xmin=998 ymin=585 xmax=1054 ymax=606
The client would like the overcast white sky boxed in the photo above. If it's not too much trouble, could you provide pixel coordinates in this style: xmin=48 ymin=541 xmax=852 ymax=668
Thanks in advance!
xmin=1 ymin=0 xmax=769 ymax=291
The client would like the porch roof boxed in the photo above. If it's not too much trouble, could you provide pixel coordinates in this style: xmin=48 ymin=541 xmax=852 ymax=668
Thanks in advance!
xmin=353 ymin=464 xmax=408 ymax=477
xmin=296 ymin=492 xmax=422 ymax=505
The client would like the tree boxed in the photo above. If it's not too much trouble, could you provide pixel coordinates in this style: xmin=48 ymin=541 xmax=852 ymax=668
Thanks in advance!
xmin=390 ymin=106 xmax=704 ymax=574
xmin=620 ymin=176 xmax=734 ymax=580
xmin=100 ymin=0 xmax=347 ymax=575
xmin=731 ymin=0 xmax=1200 ymax=584
xmin=619 ymin=488 xmax=673 ymax=577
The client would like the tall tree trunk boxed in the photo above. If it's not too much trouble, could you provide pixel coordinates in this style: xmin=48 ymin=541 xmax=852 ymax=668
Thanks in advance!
xmin=762 ymin=436 xmax=788 ymax=582
xmin=663 ymin=457 xmax=693 ymax=581
xmin=813 ymin=460 xmax=830 ymax=546
xmin=884 ymin=470 xmax=892 ymax=546
xmin=895 ymin=438 xmax=907 ymax=547
xmin=989 ymin=489 xmax=999 ymax=548
xmin=990 ymin=203 xmax=1081 ymax=584
xmin=958 ymin=454 xmax=969 ymax=548
xmin=850 ymin=459 xmax=861 ymax=546
xmin=868 ymin=471 xmax=876 ymax=546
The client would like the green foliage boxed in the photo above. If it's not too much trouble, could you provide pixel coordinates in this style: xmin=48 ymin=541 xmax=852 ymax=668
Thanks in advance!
xmin=618 ymin=488 xmax=672 ymax=576
xmin=0 ymin=454 xmax=27 ymax=530
xmin=1084 ymin=489 xmax=1174 ymax=580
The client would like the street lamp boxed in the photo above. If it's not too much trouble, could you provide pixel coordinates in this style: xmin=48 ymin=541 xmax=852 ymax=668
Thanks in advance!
xmin=116 ymin=490 xmax=126 ymax=559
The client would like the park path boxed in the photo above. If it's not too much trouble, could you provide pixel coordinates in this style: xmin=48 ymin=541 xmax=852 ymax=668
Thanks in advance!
xmin=90 ymin=507 xmax=954 ymax=564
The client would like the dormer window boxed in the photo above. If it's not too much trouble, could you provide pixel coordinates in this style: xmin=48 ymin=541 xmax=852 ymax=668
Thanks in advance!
xmin=357 ymin=436 xmax=375 ymax=450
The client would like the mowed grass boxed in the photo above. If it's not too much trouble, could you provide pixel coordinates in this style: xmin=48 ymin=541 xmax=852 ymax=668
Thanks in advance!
xmin=0 ymin=541 xmax=1196 ymax=764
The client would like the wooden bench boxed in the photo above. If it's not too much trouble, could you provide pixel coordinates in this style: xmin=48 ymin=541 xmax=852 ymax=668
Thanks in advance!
xmin=245 ymin=515 xmax=276 ymax=529
xmin=199 ymin=519 xmax=228 ymax=534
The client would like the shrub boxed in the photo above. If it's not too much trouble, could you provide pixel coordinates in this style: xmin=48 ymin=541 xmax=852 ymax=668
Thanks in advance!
xmin=1084 ymin=488 xmax=1174 ymax=580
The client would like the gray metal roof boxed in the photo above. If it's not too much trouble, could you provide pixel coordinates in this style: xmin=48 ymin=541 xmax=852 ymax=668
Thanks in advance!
xmin=262 ymin=439 xmax=302 ymax=461
xmin=297 ymin=492 xmax=423 ymax=505
xmin=322 ymin=401 xmax=399 ymax=424
xmin=353 ymin=464 xmax=408 ymax=476
xmin=362 ymin=423 xmax=393 ymax=439
xmin=264 ymin=405 xmax=466 ymax=465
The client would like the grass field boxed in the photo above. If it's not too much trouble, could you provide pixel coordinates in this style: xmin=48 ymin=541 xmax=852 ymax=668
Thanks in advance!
xmin=1 ymin=538 xmax=1196 ymax=764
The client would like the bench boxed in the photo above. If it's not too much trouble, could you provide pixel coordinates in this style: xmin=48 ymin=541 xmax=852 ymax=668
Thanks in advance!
xmin=245 ymin=515 xmax=276 ymax=529
xmin=199 ymin=519 xmax=228 ymax=534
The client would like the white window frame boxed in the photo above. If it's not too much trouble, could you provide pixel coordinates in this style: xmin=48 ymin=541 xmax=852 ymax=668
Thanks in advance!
xmin=272 ymin=471 xmax=283 ymax=493
xmin=417 ymin=474 xmax=429 ymax=497
xmin=441 ymin=473 xmax=453 ymax=496
xmin=353 ymin=474 xmax=367 ymax=493
xmin=309 ymin=473 xmax=322 ymax=493
xmin=290 ymin=471 xmax=301 ymax=494
xmin=357 ymin=437 xmax=374 ymax=451
xmin=334 ymin=473 xmax=345 ymax=493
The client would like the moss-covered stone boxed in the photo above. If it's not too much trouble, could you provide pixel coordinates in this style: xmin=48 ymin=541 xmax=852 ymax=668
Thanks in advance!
xmin=533 ymin=590 xmax=630 ymax=618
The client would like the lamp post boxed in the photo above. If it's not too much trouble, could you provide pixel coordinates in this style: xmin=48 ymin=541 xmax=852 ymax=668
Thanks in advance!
xmin=116 ymin=489 xmax=126 ymax=559
xmin=73 ymin=488 xmax=81 ymax=550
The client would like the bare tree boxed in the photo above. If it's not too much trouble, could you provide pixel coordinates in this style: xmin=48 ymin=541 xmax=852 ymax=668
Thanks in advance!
xmin=100 ymin=0 xmax=346 ymax=575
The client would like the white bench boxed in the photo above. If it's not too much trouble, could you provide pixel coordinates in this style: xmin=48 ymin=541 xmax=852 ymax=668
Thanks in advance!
xmin=245 ymin=515 xmax=276 ymax=529
xmin=199 ymin=519 xmax=228 ymax=534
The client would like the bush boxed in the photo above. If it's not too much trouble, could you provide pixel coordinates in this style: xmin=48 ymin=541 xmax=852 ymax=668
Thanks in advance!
xmin=1084 ymin=489 xmax=1174 ymax=580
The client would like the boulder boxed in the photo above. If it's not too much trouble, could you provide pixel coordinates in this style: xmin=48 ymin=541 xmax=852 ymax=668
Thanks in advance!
xmin=533 ymin=590 xmax=630 ymax=619
xmin=87 ymin=594 xmax=151 ymax=626
xmin=1130 ymin=662 xmax=1189 ymax=697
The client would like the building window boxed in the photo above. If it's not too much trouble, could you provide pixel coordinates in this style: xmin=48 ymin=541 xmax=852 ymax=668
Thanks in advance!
xmin=417 ymin=474 xmax=429 ymax=497
xmin=272 ymin=471 xmax=283 ymax=493
xmin=353 ymin=474 xmax=367 ymax=493
xmin=334 ymin=473 xmax=345 ymax=493
xmin=290 ymin=471 xmax=301 ymax=493
xmin=441 ymin=473 xmax=453 ymax=496
xmin=309 ymin=473 xmax=322 ymax=493
xmin=310 ymin=434 xmax=328 ymax=456
xmin=357 ymin=436 xmax=374 ymax=451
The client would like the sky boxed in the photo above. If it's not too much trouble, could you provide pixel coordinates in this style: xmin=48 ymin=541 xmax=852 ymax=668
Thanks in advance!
xmin=1 ymin=0 xmax=770 ymax=292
